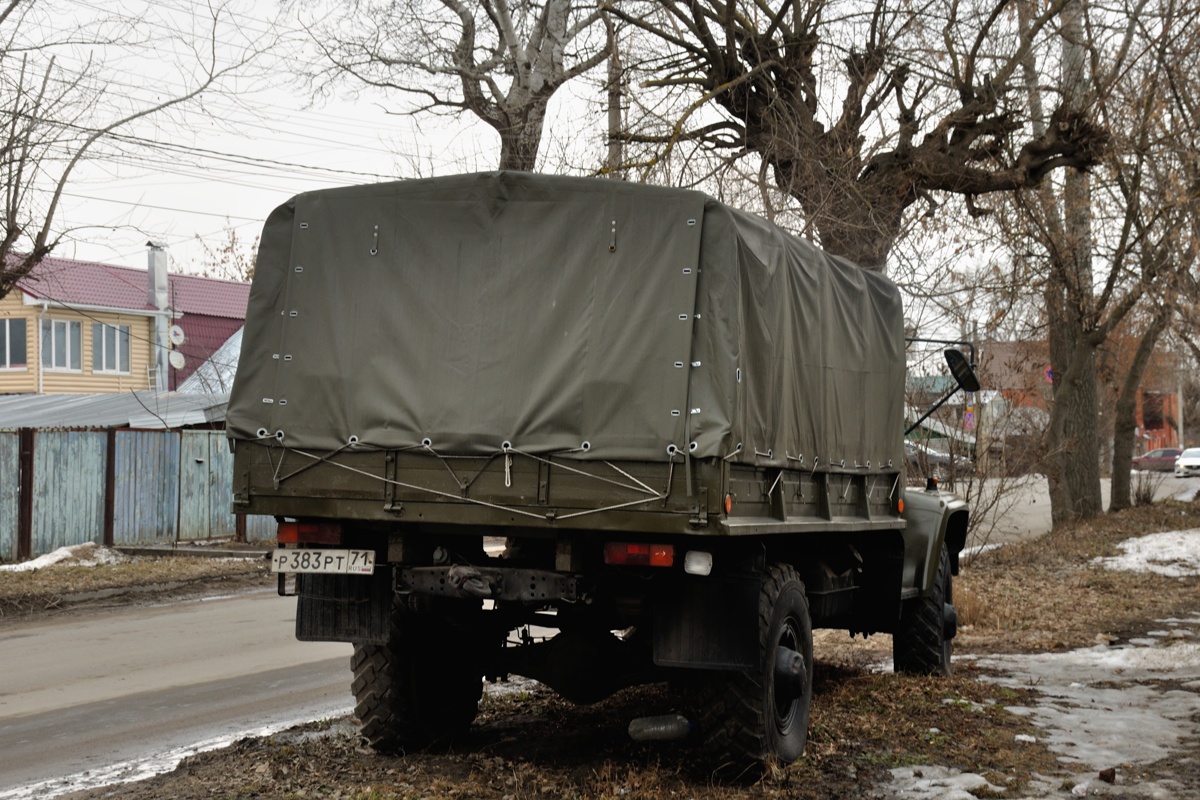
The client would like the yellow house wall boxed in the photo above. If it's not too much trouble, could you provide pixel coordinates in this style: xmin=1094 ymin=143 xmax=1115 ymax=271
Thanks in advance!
xmin=0 ymin=292 xmax=156 ymax=395
xmin=0 ymin=292 xmax=36 ymax=393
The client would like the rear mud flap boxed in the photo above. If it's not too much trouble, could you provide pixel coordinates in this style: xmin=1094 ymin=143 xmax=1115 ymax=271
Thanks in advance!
xmin=652 ymin=576 xmax=760 ymax=669
xmin=296 ymin=569 xmax=392 ymax=644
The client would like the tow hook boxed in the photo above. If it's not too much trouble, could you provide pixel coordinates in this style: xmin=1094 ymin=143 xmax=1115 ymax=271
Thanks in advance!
xmin=447 ymin=564 xmax=495 ymax=598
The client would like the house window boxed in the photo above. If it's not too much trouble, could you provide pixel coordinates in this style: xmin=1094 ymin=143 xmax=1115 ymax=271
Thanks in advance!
xmin=1143 ymin=393 xmax=1165 ymax=431
xmin=41 ymin=319 xmax=82 ymax=371
xmin=92 ymin=322 xmax=131 ymax=373
xmin=0 ymin=318 xmax=26 ymax=368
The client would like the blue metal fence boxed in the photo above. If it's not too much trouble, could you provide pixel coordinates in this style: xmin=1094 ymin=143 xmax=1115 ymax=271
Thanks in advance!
xmin=113 ymin=430 xmax=181 ymax=543
xmin=2 ymin=429 xmax=275 ymax=560
xmin=179 ymin=431 xmax=237 ymax=540
xmin=0 ymin=432 xmax=18 ymax=560
xmin=32 ymin=431 xmax=106 ymax=555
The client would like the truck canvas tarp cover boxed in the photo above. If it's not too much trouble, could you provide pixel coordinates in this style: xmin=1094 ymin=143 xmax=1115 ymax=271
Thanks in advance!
xmin=227 ymin=172 xmax=905 ymax=472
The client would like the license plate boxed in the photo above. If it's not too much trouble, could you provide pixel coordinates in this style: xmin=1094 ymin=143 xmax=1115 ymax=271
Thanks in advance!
xmin=270 ymin=548 xmax=375 ymax=575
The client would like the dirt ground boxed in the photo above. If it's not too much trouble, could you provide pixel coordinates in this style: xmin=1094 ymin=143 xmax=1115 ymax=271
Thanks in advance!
xmin=7 ymin=501 xmax=1200 ymax=799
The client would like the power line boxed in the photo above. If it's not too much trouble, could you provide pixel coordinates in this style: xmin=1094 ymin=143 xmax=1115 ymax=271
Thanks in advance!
xmin=61 ymin=192 xmax=263 ymax=223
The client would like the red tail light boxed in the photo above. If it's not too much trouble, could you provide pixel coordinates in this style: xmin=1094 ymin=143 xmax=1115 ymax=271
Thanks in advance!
xmin=277 ymin=521 xmax=343 ymax=545
xmin=603 ymin=542 xmax=675 ymax=567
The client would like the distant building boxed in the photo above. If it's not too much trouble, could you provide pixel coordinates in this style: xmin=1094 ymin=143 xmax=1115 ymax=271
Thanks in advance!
xmin=977 ymin=338 xmax=1181 ymax=465
xmin=0 ymin=249 xmax=249 ymax=395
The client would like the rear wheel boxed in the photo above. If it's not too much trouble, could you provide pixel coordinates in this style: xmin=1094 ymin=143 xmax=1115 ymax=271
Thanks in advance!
xmin=893 ymin=544 xmax=955 ymax=676
xmin=694 ymin=563 xmax=813 ymax=769
xmin=352 ymin=595 xmax=483 ymax=752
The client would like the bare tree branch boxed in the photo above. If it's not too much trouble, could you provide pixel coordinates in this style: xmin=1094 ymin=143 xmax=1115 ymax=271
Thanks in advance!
xmin=296 ymin=0 xmax=608 ymax=171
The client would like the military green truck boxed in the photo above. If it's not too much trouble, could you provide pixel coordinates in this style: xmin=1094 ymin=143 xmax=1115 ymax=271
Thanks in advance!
xmin=227 ymin=172 xmax=969 ymax=768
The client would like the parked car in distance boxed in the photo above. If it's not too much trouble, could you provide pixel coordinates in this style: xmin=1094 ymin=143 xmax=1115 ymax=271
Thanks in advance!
xmin=1132 ymin=448 xmax=1183 ymax=472
xmin=1175 ymin=448 xmax=1200 ymax=478
xmin=905 ymin=440 xmax=972 ymax=479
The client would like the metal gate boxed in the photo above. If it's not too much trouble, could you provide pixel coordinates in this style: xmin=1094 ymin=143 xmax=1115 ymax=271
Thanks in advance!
xmin=179 ymin=431 xmax=237 ymax=540
xmin=31 ymin=431 xmax=106 ymax=555
xmin=112 ymin=430 xmax=180 ymax=543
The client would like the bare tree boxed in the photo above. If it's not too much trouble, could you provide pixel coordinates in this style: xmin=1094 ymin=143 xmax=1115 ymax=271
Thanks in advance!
xmin=1008 ymin=0 xmax=1200 ymax=522
xmin=194 ymin=220 xmax=260 ymax=282
xmin=297 ymin=0 xmax=609 ymax=171
xmin=0 ymin=0 xmax=268 ymax=299
xmin=609 ymin=0 xmax=1107 ymax=271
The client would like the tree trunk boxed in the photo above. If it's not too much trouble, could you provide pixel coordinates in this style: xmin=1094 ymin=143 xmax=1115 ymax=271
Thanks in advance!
xmin=496 ymin=101 xmax=545 ymax=172
xmin=1110 ymin=313 xmax=1169 ymax=511
xmin=604 ymin=16 xmax=624 ymax=178
xmin=1044 ymin=336 xmax=1099 ymax=523
xmin=770 ymin=156 xmax=907 ymax=272
xmin=1044 ymin=0 xmax=1102 ymax=524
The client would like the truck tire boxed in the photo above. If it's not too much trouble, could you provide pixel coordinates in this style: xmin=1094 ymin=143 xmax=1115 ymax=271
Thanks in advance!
xmin=893 ymin=544 xmax=955 ymax=676
xmin=351 ymin=595 xmax=482 ymax=753
xmin=694 ymin=563 xmax=813 ymax=769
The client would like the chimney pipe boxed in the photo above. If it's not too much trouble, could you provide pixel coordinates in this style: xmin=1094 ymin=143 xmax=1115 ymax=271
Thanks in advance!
xmin=147 ymin=241 xmax=169 ymax=310
xmin=146 ymin=242 xmax=170 ymax=391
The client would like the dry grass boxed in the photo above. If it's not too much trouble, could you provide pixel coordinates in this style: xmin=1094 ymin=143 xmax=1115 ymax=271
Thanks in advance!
xmin=957 ymin=501 xmax=1200 ymax=652
xmin=64 ymin=675 xmax=1057 ymax=800
xmin=0 ymin=551 xmax=270 ymax=620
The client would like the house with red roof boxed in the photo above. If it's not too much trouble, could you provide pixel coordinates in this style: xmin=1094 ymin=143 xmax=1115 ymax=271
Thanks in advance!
xmin=0 ymin=247 xmax=249 ymax=395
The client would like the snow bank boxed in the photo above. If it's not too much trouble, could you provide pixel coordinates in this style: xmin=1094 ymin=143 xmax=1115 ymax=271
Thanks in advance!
xmin=1093 ymin=528 xmax=1200 ymax=578
xmin=0 ymin=543 xmax=128 ymax=572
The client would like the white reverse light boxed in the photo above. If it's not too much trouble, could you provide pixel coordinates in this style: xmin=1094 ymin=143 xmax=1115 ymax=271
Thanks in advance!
xmin=683 ymin=550 xmax=713 ymax=576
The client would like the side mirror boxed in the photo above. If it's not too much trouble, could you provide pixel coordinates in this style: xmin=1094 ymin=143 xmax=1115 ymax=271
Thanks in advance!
xmin=944 ymin=349 xmax=980 ymax=393
xmin=904 ymin=346 xmax=982 ymax=437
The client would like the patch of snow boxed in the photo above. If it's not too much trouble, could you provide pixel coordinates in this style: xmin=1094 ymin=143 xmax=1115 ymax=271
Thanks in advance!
xmin=0 ymin=543 xmax=128 ymax=572
xmin=886 ymin=616 xmax=1200 ymax=799
xmin=872 ymin=766 xmax=1006 ymax=799
xmin=960 ymin=542 xmax=1004 ymax=564
xmin=1172 ymin=481 xmax=1200 ymax=503
xmin=1093 ymin=528 xmax=1200 ymax=578
xmin=972 ymin=637 xmax=1200 ymax=767
xmin=0 ymin=709 xmax=355 ymax=800
xmin=484 ymin=675 xmax=541 ymax=697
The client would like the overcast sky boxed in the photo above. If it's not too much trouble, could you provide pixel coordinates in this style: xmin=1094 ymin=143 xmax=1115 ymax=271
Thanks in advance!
xmin=45 ymin=0 xmax=602 ymax=276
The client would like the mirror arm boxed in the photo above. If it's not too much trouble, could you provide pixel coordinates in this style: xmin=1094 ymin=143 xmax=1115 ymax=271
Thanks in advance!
xmin=905 ymin=389 xmax=961 ymax=437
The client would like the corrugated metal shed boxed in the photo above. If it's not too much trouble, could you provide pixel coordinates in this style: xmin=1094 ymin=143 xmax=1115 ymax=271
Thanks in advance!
xmin=178 ymin=328 xmax=242 ymax=394
xmin=0 ymin=391 xmax=228 ymax=429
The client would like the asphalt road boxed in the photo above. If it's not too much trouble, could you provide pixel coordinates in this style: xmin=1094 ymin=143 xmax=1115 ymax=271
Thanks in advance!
xmin=964 ymin=473 xmax=1200 ymax=546
xmin=0 ymin=589 xmax=353 ymax=798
